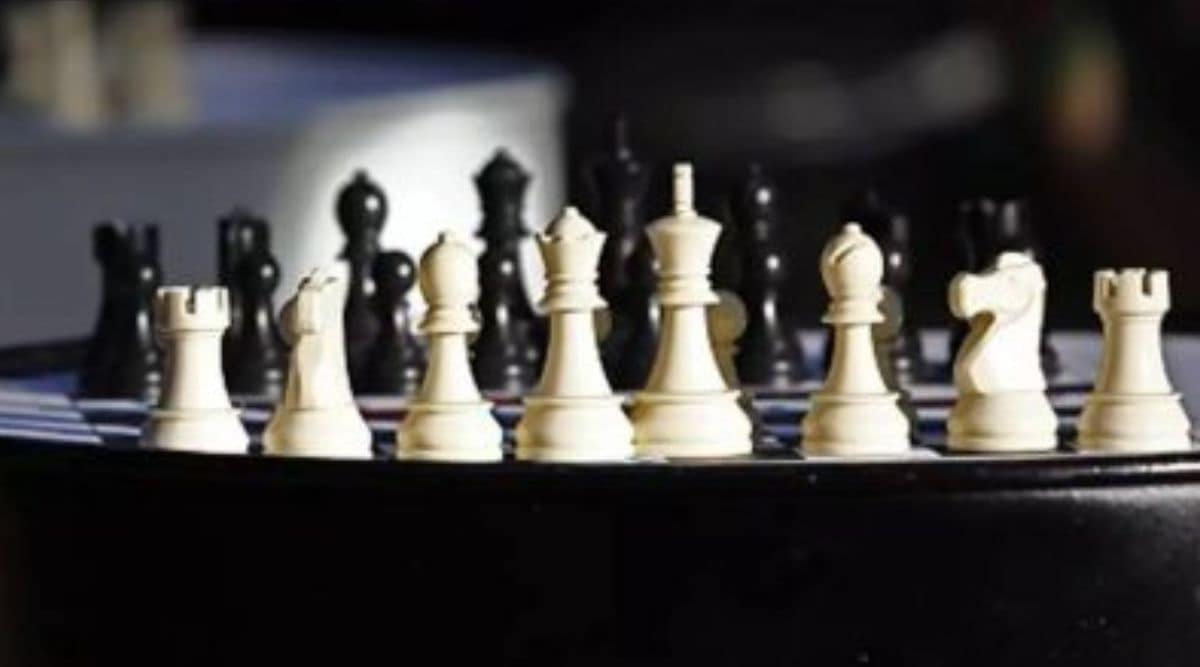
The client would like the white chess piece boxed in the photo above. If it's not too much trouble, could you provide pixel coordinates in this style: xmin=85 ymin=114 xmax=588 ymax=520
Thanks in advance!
xmin=947 ymin=251 xmax=1057 ymax=452
xmin=630 ymin=164 xmax=752 ymax=458
xmin=801 ymin=223 xmax=909 ymax=457
xmin=397 ymin=231 xmax=503 ymax=462
xmin=143 ymin=286 xmax=249 ymax=453
xmin=263 ymin=269 xmax=372 ymax=459
xmin=707 ymin=288 xmax=747 ymax=389
xmin=1077 ymin=269 xmax=1192 ymax=452
xmin=515 ymin=207 xmax=634 ymax=462
xmin=873 ymin=285 xmax=917 ymax=440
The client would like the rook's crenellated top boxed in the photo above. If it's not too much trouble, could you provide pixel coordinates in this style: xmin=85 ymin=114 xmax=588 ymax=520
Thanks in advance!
xmin=1094 ymin=268 xmax=1170 ymax=316
xmin=156 ymin=287 xmax=230 ymax=331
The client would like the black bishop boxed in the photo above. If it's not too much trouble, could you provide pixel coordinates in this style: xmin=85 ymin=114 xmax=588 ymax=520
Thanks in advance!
xmin=584 ymin=116 xmax=656 ymax=389
xmin=841 ymin=189 xmax=926 ymax=384
xmin=729 ymin=164 xmax=806 ymax=386
xmin=336 ymin=170 xmax=388 ymax=391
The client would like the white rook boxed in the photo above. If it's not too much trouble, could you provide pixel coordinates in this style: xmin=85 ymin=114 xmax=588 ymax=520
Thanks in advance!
xmin=1078 ymin=269 xmax=1192 ymax=452
xmin=143 ymin=286 xmax=248 ymax=453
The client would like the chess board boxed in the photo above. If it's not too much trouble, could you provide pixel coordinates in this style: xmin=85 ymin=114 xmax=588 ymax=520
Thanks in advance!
xmin=0 ymin=372 xmax=1098 ymax=456
xmin=1 ymin=336 xmax=1199 ymax=666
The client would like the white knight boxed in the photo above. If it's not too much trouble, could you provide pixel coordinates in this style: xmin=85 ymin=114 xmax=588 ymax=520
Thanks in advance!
xmin=947 ymin=252 xmax=1057 ymax=452
xmin=263 ymin=269 xmax=372 ymax=459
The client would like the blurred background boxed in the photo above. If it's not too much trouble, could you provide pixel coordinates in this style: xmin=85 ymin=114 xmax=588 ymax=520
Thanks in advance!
xmin=0 ymin=0 xmax=1198 ymax=346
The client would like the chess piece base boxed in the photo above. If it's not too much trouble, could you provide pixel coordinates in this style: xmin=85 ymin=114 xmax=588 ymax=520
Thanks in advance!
xmin=948 ymin=392 xmax=1057 ymax=452
xmin=263 ymin=404 xmax=372 ymax=459
xmin=143 ymin=408 xmax=249 ymax=454
xmin=801 ymin=392 xmax=909 ymax=457
xmin=516 ymin=395 xmax=634 ymax=462
xmin=1077 ymin=393 xmax=1192 ymax=453
xmin=398 ymin=401 xmax=503 ymax=462
xmin=631 ymin=390 xmax=752 ymax=458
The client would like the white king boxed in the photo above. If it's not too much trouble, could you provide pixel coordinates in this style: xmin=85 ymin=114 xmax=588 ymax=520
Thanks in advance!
xmin=1078 ymin=269 xmax=1192 ymax=452
xmin=143 ymin=286 xmax=249 ymax=453
xmin=515 ymin=207 xmax=633 ymax=461
xmin=630 ymin=163 xmax=752 ymax=458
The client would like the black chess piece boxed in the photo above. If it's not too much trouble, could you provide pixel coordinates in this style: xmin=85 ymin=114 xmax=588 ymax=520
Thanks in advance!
xmin=81 ymin=222 xmax=162 ymax=400
xmin=952 ymin=197 xmax=1060 ymax=377
xmin=336 ymin=170 xmax=387 ymax=391
xmin=841 ymin=189 xmax=925 ymax=384
xmin=729 ymin=164 xmax=806 ymax=387
xmin=81 ymin=225 xmax=125 ymax=396
xmin=228 ymin=243 xmax=285 ymax=396
xmin=361 ymin=250 xmax=424 ymax=394
xmin=218 ymin=209 xmax=264 ymax=332
xmin=584 ymin=116 xmax=657 ymax=389
xmin=217 ymin=210 xmax=285 ymax=397
xmin=472 ymin=149 xmax=541 ymax=392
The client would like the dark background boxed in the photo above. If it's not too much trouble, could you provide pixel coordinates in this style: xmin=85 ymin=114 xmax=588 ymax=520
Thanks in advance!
xmin=102 ymin=1 xmax=1200 ymax=330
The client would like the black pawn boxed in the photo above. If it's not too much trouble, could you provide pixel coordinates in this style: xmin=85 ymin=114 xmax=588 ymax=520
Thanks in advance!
xmin=472 ymin=149 xmax=541 ymax=392
xmin=730 ymin=164 xmax=806 ymax=387
xmin=222 ymin=221 xmax=285 ymax=397
xmin=336 ymin=170 xmax=387 ymax=391
xmin=843 ymin=189 xmax=925 ymax=383
xmin=81 ymin=222 xmax=162 ymax=400
xmin=361 ymin=250 xmax=424 ymax=394
xmin=219 ymin=210 xmax=263 ymax=335
xmin=584 ymin=116 xmax=656 ymax=389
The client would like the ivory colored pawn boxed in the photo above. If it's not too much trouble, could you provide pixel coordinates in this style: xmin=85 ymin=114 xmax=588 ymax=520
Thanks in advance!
xmin=873 ymin=285 xmax=918 ymax=440
xmin=707 ymin=289 xmax=747 ymax=388
xmin=397 ymin=232 xmax=503 ymax=462
xmin=515 ymin=207 xmax=633 ymax=462
xmin=947 ymin=252 xmax=1057 ymax=452
xmin=263 ymin=269 xmax=371 ymax=459
xmin=801 ymin=224 xmax=909 ymax=457
xmin=143 ymin=286 xmax=248 ymax=453
xmin=630 ymin=164 xmax=752 ymax=458
xmin=1078 ymin=269 xmax=1191 ymax=452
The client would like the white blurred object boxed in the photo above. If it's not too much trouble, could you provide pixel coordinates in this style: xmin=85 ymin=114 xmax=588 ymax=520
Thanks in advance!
xmin=102 ymin=0 xmax=191 ymax=124
xmin=4 ymin=1 xmax=107 ymax=127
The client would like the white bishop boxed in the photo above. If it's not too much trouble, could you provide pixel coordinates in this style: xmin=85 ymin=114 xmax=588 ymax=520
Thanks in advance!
xmin=801 ymin=223 xmax=909 ymax=457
